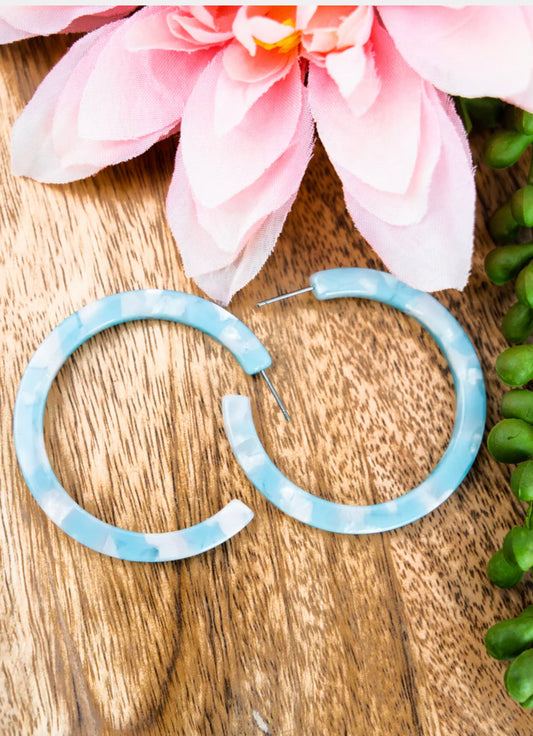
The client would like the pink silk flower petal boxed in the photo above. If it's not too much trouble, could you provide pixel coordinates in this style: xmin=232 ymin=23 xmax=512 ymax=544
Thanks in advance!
xmin=167 ymin=92 xmax=314 ymax=304
xmin=380 ymin=6 xmax=533 ymax=101
xmin=196 ymin=92 xmax=314 ymax=251
xmin=334 ymin=84 xmax=441 ymax=226
xmin=78 ymin=6 xmax=215 ymax=142
xmin=215 ymin=42 xmax=294 ymax=135
xmin=64 ymin=7 xmax=138 ymax=34
xmin=121 ymin=7 xmax=235 ymax=53
xmin=0 ymin=6 xmax=135 ymax=41
xmin=232 ymin=7 xmax=298 ymax=56
xmin=122 ymin=9 xmax=195 ymax=52
xmin=502 ymin=7 xmax=533 ymax=113
xmin=194 ymin=200 xmax=296 ymax=306
xmin=342 ymin=88 xmax=475 ymax=292
xmin=308 ymin=19 xmax=422 ymax=194
xmin=167 ymin=149 xmax=292 ymax=302
xmin=12 ymin=22 xmax=173 ymax=183
xmin=180 ymin=51 xmax=303 ymax=208
xmin=0 ymin=17 xmax=32 ymax=42
xmin=222 ymin=40 xmax=291 ymax=84
xmin=325 ymin=44 xmax=380 ymax=116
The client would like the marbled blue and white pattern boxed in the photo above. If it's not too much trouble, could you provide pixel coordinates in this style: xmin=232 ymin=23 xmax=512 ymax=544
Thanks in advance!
xmin=223 ymin=268 xmax=486 ymax=534
xmin=13 ymin=289 xmax=268 ymax=561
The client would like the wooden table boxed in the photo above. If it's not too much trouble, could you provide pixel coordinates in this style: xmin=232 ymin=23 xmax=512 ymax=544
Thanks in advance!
xmin=1 ymin=34 xmax=532 ymax=736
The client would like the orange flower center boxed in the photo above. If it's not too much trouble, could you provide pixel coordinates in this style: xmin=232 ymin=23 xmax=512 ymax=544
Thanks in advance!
xmin=255 ymin=18 xmax=301 ymax=54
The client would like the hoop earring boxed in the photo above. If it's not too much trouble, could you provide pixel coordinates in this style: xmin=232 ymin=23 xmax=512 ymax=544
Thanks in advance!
xmin=223 ymin=268 xmax=486 ymax=534
xmin=13 ymin=289 xmax=283 ymax=562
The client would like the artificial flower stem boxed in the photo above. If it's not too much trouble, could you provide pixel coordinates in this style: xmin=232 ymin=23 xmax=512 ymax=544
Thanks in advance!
xmin=525 ymin=502 xmax=533 ymax=530
xmin=527 ymin=149 xmax=533 ymax=186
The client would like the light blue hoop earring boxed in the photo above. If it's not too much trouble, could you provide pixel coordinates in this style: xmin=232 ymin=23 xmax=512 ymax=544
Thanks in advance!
xmin=13 ymin=289 xmax=280 ymax=562
xmin=223 ymin=268 xmax=486 ymax=534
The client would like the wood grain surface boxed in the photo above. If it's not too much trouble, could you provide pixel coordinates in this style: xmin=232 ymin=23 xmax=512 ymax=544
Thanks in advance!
xmin=1 ymin=35 xmax=532 ymax=736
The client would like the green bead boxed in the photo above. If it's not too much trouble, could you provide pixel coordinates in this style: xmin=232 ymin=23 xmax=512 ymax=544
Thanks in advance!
xmin=512 ymin=527 xmax=533 ymax=570
xmin=514 ymin=109 xmax=533 ymax=136
xmin=520 ymin=693 xmax=533 ymax=708
xmin=488 ymin=204 xmax=521 ymax=244
xmin=515 ymin=261 xmax=533 ymax=306
xmin=502 ymin=390 xmax=533 ymax=424
xmin=485 ymin=612 xmax=533 ymax=660
xmin=496 ymin=345 xmax=533 ymax=386
xmin=501 ymin=302 xmax=533 ymax=343
xmin=484 ymin=130 xmax=533 ymax=169
xmin=503 ymin=526 xmax=524 ymax=565
xmin=487 ymin=549 xmax=524 ymax=588
xmin=504 ymin=649 xmax=533 ymax=704
xmin=511 ymin=462 xmax=533 ymax=502
xmin=459 ymin=97 xmax=504 ymax=131
xmin=511 ymin=186 xmax=533 ymax=227
xmin=487 ymin=419 xmax=533 ymax=463
xmin=485 ymin=244 xmax=533 ymax=284
xmin=462 ymin=97 xmax=504 ymax=129
xmin=502 ymin=526 xmax=533 ymax=570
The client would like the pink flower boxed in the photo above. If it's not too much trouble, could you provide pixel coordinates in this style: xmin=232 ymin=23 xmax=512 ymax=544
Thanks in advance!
xmin=5 ymin=6 xmax=533 ymax=303
xmin=0 ymin=6 xmax=136 ymax=42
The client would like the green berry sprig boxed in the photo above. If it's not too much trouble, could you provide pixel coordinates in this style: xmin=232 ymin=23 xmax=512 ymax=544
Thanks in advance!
xmin=483 ymin=109 xmax=533 ymax=244
xmin=479 ymin=99 xmax=533 ymax=708
xmin=485 ymin=607 xmax=533 ymax=708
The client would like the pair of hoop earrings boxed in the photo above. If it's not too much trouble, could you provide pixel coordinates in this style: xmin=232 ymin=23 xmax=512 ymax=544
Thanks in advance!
xmin=13 ymin=268 xmax=486 ymax=562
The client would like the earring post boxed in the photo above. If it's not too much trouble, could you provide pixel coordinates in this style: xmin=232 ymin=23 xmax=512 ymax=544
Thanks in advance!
xmin=260 ymin=370 xmax=290 ymax=422
xmin=257 ymin=286 xmax=312 ymax=307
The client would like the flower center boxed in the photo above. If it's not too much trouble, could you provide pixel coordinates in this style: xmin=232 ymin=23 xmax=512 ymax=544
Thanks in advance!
xmin=255 ymin=18 xmax=301 ymax=54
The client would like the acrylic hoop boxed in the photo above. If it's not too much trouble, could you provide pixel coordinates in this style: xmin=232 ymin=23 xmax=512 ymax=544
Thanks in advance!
xmin=223 ymin=268 xmax=486 ymax=534
xmin=13 ymin=289 xmax=273 ymax=561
